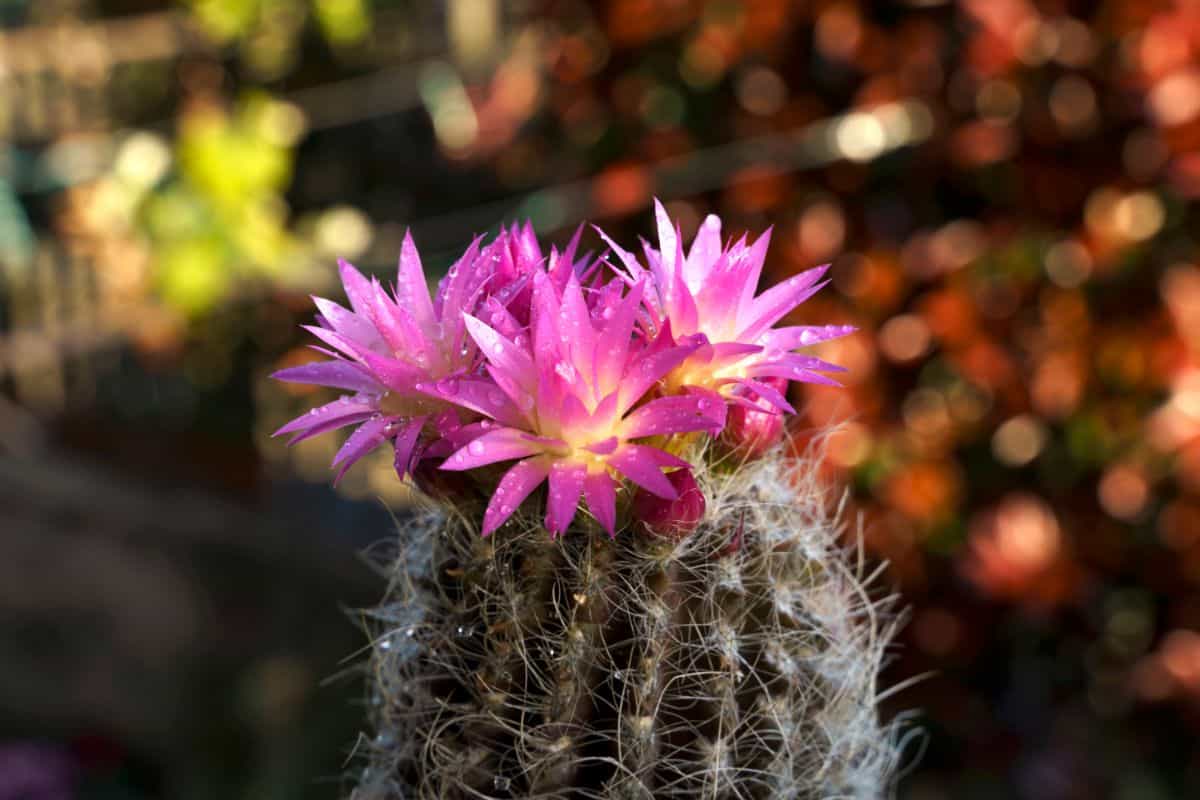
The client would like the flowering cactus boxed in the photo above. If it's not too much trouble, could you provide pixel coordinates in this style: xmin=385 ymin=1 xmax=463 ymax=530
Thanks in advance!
xmin=275 ymin=204 xmax=904 ymax=799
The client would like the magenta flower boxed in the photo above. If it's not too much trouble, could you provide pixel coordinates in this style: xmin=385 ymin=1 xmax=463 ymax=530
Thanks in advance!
xmin=429 ymin=270 xmax=724 ymax=537
xmin=600 ymin=200 xmax=855 ymax=419
xmin=272 ymin=230 xmax=510 ymax=481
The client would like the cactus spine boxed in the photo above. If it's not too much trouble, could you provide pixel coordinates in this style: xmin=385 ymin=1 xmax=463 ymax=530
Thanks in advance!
xmin=354 ymin=447 xmax=904 ymax=799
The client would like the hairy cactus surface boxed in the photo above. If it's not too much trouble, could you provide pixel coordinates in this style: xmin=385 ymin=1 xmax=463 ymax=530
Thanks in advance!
xmin=354 ymin=448 xmax=903 ymax=799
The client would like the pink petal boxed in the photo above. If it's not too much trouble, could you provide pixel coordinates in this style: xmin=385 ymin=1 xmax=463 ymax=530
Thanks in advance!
xmin=594 ymin=226 xmax=645 ymax=283
xmin=739 ymin=265 xmax=830 ymax=342
xmin=750 ymin=354 xmax=848 ymax=380
xmin=730 ymin=378 xmax=794 ymax=414
xmin=734 ymin=228 xmax=772 ymax=318
xmin=337 ymin=259 xmax=375 ymax=319
xmin=584 ymin=471 xmax=617 ymax=536
xmin=594 ymin=278 xmax=645 ymax=388
xmin=332 ymin=414 xmax=394 ymax=482
xmin=392 ymin=416 xmax=426 ymax=479
xmin=440 ymin=427 xmax=552 ymax=471
xmin=355 ymin=350 xmax=426 ymax=393
xmin=273 ymin=397 xmax=376 ymax=438
xmin=302 ymin=324 xmax=360 ymax=360
xmin=545 ymin=462 xmax=586 ymax=535
xmin=483 ymin=457 xmax=551 ymax=535
xmin=366 ymin=289 xmax=427 ymax=363
xmin=271 ymin=361 xmax=381 ymax=394
xmin=620 ymin=395 xmax=724 ymax=440
xmin=607 ymin=444 xmax=678 ymax=500
xmin=312 ymin=296 xmax=377 ymax=343
xmin=618 ymin=324 xmax=697 ymax=413
xmin=685 ymin=214 xmax=723 ymax=288
xmin=583 ymin=436 xmax=618 ymax=455
xmin=417 ymin=377 xmax=523 ymax=427
xmin=395 ymin=230 xmax=436 ymax=332
xmin=464 ymin=314 xmax=536 ymax=389
xmin=759 ymin=324 xmax=858 ymax=350
xmin=559 ymin=273 xmax=597 ymax=382
xmin=531 ymin=272 xmax=564 ymax=371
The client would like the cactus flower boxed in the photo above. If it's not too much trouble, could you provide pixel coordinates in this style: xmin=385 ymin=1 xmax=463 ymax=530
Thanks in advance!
xmin=433 ymin=271 xmax=724 ymax=537
xmin=272 ymin=230 xmax=517 ymax=481
xmin=600 ymin=200 xmax=856 ymax=423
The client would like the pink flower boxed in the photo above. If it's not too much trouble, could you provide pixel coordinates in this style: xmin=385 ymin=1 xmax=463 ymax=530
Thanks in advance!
xmin=601 ymin=201 xmax=855 ymax=421
xmin=431 ymin=271 xmax=724 ymax=537
xmin=272 ymin=230 xmax=525 ymax=481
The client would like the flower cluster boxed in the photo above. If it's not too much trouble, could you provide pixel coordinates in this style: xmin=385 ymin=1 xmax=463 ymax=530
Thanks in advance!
xmin=275 ymin=202 xmax=852 ymax=537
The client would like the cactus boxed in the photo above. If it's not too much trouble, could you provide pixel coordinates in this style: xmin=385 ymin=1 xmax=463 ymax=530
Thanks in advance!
xmin=270 ymin=203 xmax=909 ymax=798
xmin=353 ymin=446 xmax=903 ymax=799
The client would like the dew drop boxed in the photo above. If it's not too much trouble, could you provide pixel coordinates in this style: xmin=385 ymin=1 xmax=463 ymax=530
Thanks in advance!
xmin=438 ymin=377 xmax=460 ymax=395
xmin=468 ymin=440 xmax=485 ymax=456
xmin=493 ymin=776 xmax=512 ymax=791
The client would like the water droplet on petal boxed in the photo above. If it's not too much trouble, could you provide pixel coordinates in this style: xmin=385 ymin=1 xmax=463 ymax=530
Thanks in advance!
xmin=438 ymin=377 xmax=460 ymax=395
xmin=468 ymin=440 xmax=485 ymax=456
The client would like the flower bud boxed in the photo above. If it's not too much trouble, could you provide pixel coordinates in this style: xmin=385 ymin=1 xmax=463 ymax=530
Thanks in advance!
xmin=633 ymin=468 xmax=705 ymax=540
xmin=722 ymin=377 xmax=787 ymax=459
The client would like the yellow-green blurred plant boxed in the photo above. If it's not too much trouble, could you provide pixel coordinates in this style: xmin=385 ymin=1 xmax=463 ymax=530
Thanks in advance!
xmin=141 ymin=93 xmax=315 ymax=316
xmin=182 ymin=0 xmax=371 ymax=77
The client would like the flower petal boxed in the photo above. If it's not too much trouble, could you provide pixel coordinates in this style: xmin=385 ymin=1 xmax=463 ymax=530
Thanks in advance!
xmin=730 ymin=378 xmax=795 ymax=414
xmin=545 ymin=462 xmax=585 ymax=535
xmin=273 ymin=396 xmax=376 ymax=439
xmin=584 ymin=471 xmax=617 ymax=536
xmin=739 ymin=264 xmax=830 ymax=342
xmin=759 ymin=324 xmax=858 ymax=351
xmin=441 ymin=427 xmax=552 ymax=471
xmin=395 ymin=230 xmax=436 ymax=332
xmin=464 ymin=313 xmax=536 ymax=390
xmin=483 ymin=457 xmax=551 ymax=536
xmin=272 ymin=360 xmax=381 ymax=394
xmin=392 ymin=416 xmax=426 ymax=480
xmin=620 ymin=394 xmax=724 ymax=440
xmin=607 ymin=444 xmax=678 ymax=500
xmin=332 ymin=414 xmax=394 ymax=482
xmin=337 ymin=259 xmax=376 ymax=319
xmin=417 ymin=377 xmax=523 ymax=427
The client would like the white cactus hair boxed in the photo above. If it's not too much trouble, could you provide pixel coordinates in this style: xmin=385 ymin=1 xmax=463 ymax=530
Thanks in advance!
xmin=352 ymin=435 xmax=909 ymax=799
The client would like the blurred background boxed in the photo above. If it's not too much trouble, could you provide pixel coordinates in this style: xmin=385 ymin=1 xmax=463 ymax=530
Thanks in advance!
xmin=2 ymin=0 xmax=1200 ymax=797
